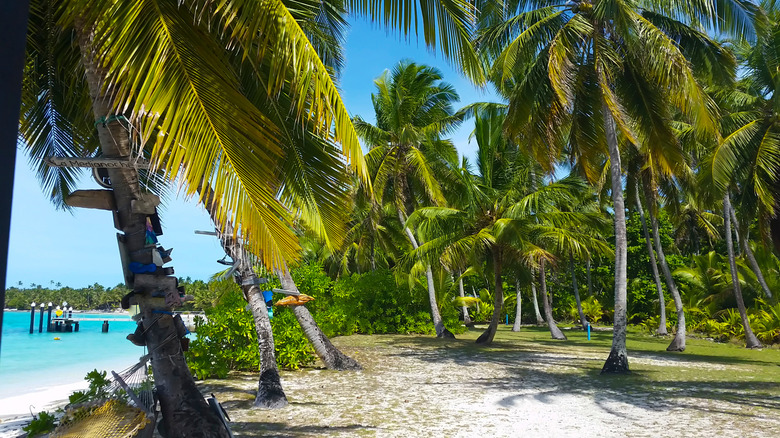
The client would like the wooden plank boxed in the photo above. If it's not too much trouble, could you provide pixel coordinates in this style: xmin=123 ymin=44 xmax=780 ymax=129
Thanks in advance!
xmin=272 ymin=288 xmax=300 ymax=296
xmin=116 ymin=233 xmax=134 ymax=288
xmin=65 ymin=190 xmax=116 ymax=211
xmin=44 ymin=156 xmax=150 ymax=169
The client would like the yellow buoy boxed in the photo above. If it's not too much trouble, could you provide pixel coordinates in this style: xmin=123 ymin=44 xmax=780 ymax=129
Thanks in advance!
xmin=54 ymin=337 xmax=61 ymax=340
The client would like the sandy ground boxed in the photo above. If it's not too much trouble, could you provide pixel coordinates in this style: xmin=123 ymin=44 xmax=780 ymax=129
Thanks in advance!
xmin=0 ymin=382 xmax=85 ymax=438
xmin=3 ymin=328 xmax=778 ymax=437
xmin=203 ymin=331 xmax=780 ymax=438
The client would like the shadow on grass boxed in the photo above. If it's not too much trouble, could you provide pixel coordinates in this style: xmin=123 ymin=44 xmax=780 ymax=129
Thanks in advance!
xmin=230 ymin=421 xmax=374 ymax=437
xmin=379 ymin=329 xmax=780 ymax=419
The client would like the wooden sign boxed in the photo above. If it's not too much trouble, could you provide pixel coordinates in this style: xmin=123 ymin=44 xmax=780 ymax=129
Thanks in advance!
xmin=65 ymin=190 xmax=116 ymax=211
xmin=44 ymin=156 xmax=151 ymax=169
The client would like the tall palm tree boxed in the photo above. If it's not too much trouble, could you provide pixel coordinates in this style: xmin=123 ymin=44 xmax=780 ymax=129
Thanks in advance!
xmin=477 ymin=0 xmax=746 ymax=373
xmin=353 ymin=61 xmax=465 ymax=338
xmin=409 ymin=108 xmax=609 ymax=344
xmin=724 ymin=192 xmax=763 ymax=347
xmin=20 ymin=0 xmax=484 ymax=433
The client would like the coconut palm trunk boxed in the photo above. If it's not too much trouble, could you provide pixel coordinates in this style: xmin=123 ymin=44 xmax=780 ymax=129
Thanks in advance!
xmin=723 ymin=193 xmax=762 ymax=348
xmin=540 ymin=260 xmax=566 ymax=340
xmin=276 ymin=267 xmax=361 ymax=370
xmin=645 ymin=190 xmax=686 ymax=351
xmin=200 ymin=185 xmax=288 ymax=408
xmin=586 ymin=260 xmax=593 ymax=296
xmin=512 ymin=278 xmax=522 ymax=332
xmin=729 ymin=207 xmax=773 ymax=299
xmin=570 ymin=255 xmax=588 ymax=329
xmin=634 ymin=184 xmax=667 ymax=335
xmin=243 ymin=275 xmax=288 ymax=408
xmin=399 ymin=210 xmax=454 ymax=338
xmin=531 ymin=268 xmax=544 ymax=325
xmin=601 ymin=104 xmax=629 ymax=374
xmin=76 ymin=22 xmax=228 ymax=437
xmin=476 ymin=249 xmax=504 ymax=344
xmin=457 ymin=271 xmax=471 ymax=324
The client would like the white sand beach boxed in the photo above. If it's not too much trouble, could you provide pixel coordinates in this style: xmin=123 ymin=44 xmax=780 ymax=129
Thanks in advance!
xmin=0 ymin=381 xmax=86 ymax=438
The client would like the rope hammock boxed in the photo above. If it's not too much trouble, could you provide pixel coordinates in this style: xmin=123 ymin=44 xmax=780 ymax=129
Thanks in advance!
xmin=51 ymin=355 xmax=156 ymax=438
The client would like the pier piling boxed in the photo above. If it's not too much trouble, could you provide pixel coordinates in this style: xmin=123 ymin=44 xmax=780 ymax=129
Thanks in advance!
xmin=29 ymin=302 xmax=35 ymax=334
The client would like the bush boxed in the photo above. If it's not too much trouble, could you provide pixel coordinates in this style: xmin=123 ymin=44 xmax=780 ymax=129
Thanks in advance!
xmin=68 ymin=369 xmax=112 ymax=404
xmin=23 ymin=411 xmax=56 ymax=437
xmin=186 ymin=285 xmax=315 ymax=379
xmin=314 ymin=269 xmax=439 ymax=336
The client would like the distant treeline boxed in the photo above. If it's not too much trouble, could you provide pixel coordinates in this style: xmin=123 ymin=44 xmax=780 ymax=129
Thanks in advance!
xmin=3 ymin=278 xmax=211 ymax=311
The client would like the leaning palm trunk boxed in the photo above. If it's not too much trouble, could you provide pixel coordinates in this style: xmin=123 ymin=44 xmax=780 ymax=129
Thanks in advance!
xmin=243 ymin=274 xmax=288 ymax=408
xmin=724 ymin=194 xmax=762 ymax=348
xmin=399 ymin=211 xmax=453 ymax=338
xmin=531 ymin=268 xmax=544 ymax=325
xmin=601 ymin=104 xmax=629 ymax=374
xmin=635 ymin=184 xmax=667 ymax=335
xmin=202 ymin=187 xmax=288 ymax=408
xmin=476 ymin=250 xmax=504 ymax=344
xmin=76 ymin=22 xmax=228 ymax=437
xmin=570 ymin=255 xmax=587 ymax=329
xmin=540 ymin=261 xmax=566 ymax=340
xmin=512 ymin=278 xmax=522 ymax=332
xmin=729 ymin=207 xmax=773 ymax=300
xmin=276 ymin=267 xmax=361 ymax=370
xmin=645 ymin=190 xmax=685 ymax=351
xmin=457 ymin=271 xmax=471 ymax=325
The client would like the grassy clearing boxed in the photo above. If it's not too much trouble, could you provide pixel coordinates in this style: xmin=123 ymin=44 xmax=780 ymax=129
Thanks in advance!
xmin=203 ymin=326 xmax=780 ymax=437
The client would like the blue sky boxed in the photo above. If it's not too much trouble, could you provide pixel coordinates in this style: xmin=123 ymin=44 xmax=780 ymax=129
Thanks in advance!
xmin=6 ymin=18 xmax=500 ymax=288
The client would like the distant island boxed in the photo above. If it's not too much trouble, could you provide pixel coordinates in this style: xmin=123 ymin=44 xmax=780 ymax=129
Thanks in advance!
xmin=4 ymin=278 xmax=210 ymax=311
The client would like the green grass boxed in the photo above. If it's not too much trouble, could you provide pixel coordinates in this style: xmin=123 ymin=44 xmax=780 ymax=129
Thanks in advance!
xmin=397 ymin=324 xmax=780 ymax=406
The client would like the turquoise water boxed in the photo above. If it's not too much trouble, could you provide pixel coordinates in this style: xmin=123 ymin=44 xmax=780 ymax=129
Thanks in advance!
xmin=0 ymin=311 xmax=143 ymax=398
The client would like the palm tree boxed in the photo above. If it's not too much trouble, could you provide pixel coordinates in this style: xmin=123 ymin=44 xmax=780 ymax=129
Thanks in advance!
xmin=724 ymin=192 xmax=763 ymax=347
xmin=353 ymin=61 xmax=465 ymax=338
xmin=631 ymin=182 xmax=667 ymax=335
xmin=20 ymin=0 xmax=484 ymax=433
xmin=477 ymin=0 xmax=745 ymax=373
xmin=409 ymin=109 xmax=609 ymax=344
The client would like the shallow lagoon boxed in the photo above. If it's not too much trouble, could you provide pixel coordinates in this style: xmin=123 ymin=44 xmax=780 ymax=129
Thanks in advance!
xmin=0 ymin=310 xmax=142 ymax=401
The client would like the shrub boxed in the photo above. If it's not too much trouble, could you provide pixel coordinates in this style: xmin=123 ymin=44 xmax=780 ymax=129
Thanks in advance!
xmin=186 ymin=285 xmax=315 ymax=379
xmin=23 ymin=411 xmax=57 ymax=437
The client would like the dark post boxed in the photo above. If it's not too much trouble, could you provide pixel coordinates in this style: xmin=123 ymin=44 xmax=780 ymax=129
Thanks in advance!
xmin=0 ymin=0 xmax=31 ymax=358
xmin=29 ymin=302 xmax=36 ymax=334
xmin=46 ymin=303 xmax=53 ymax=332
xmin=74 ymin=321 xmax=79 ymax=332
xmin=102 ymin=320 xmax=109 ymax=333
xmin=68 ymin=307 xmax=72 ymax=319
xmin=38 ymin=303 xmax=44 ymax=333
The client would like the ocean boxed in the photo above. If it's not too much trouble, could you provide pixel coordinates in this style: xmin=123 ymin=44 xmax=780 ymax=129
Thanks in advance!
xmin=0 ymin=310 xmax=143 ymax=403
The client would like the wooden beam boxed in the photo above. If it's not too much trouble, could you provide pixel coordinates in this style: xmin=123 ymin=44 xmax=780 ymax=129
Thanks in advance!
xmin=65 ymin=190 xmax=116 ymax=211
xmin=44 ymin=156 xmax=150 ymax=169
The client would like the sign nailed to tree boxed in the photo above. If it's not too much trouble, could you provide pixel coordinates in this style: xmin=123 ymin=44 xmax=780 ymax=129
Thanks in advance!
xmin=44 ymin=156 xmax=151 ymax=169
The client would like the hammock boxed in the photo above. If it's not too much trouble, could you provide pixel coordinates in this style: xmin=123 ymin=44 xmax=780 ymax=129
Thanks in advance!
xmin=51 ymin=355 xmax=156 ymax=438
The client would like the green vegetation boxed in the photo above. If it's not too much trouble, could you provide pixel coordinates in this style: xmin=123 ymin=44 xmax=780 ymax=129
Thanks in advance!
xmin=22 ymin=411 xmax=57 ymax=437
xmin=3 ymin=278 xmax=208 ymax=311
xmin=14 ymin=0 xmax=780 ymax=432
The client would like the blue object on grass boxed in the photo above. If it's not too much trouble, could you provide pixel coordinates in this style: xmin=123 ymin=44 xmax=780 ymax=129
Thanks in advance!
xmin=587 ymin=323 xmax=591 ymax=341
xmin=262 ymin=290 xmax=273 ymax=303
